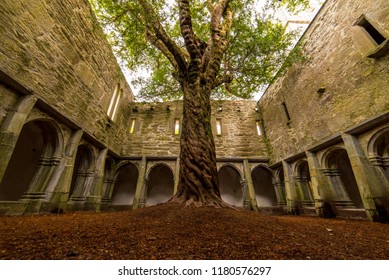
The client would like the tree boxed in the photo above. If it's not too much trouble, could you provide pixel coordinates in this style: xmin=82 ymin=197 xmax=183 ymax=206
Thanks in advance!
xmin=91 ymin=0 xmax=310 ymax=207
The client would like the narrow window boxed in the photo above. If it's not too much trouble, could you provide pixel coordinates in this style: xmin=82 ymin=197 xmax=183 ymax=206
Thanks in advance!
xmin=107 ymin=83 xmax=122 ymax=121
xmin=355 ymin=16 xmax=386 ymax=45
xmin=174 ymin=119 xmax=180 ymax=135
xmin=110 ymin=89 xmax=122 ymax=121
xmin=216 ymin=119 xmax=222 ymax=136
xmin=107 ymin=83 xmax=120 ymax=118
xmin=281 ymin=102 xmax=291 ymax=124
xmin=256 ymin=121 xmax=262 ymax=136
xmin=129 ymin=118 xmax=136 ymax=134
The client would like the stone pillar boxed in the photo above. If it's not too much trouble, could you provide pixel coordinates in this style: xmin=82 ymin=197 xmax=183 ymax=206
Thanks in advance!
xmin=68 ymin=168 xmax=94 ymax=210
xmin=85 ymin=148 xmax=108 ymax=211
xmin=100 ymin=177 xmax=116 ymax=210
xmin=0 ymin=95 xmax=37 ymax=183
xmin=272 ymin=181 xmax=286 ymax=206
xmin=43 ymin=129 xmax=84 ymax=212
xmin=240 ymin=179 xmax=249 ymax=209
xmin=174 ymin=157 xmax=180 ymax=195
xmin=369 ymin=156 xmax=389 ymax=193
xmin=21 ymin=155 xmax=61 ymax=213
xmin=341 ymin=133 xmax=382 ymax=221
xmin=243 ymin=159 xmax=258 ymax=211
xmin=306 ymin=151 xmax=336 ymax=217
xmin=140 ymin=178 xmax=149 ymax=208
xmin=294 ymin=176 xmax=314 ymax=206
xmin=133 ymin=157 xmax=147 ymax=209
xmin=322 ymin=168 xmax=354 ymax=207
xmin=282 ymin=160 xmax=298 ymax=214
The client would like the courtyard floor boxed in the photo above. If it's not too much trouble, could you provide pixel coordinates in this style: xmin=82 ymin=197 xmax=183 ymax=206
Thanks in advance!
xmin=0 ymin=204 xmax=389 ymax=260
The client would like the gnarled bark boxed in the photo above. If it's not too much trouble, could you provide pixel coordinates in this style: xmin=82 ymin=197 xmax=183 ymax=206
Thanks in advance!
xmin=169 ymin=79 xmax=230 ymax=208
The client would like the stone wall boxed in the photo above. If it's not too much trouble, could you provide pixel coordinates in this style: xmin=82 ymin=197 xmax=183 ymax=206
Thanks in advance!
xmin=0 ymin=84 xmax=19 ymax=125
xmin=258 ymin=0 xmax=389 ymax=163
xmin=123 ymin=100 xmax=268 ymax=158
xmin=0 ymin=0 xmax=133 ymax=154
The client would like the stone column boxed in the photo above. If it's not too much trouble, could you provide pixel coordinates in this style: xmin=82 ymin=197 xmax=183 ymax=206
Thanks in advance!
xmin=322 ymin=168 xmax=354 ymax=207
xmin=243 ymin=159 xmax=258 ymax=211
xmin=306 ymin=151 xmax=336 ymax=217
xmin=133 ymin=157 xmax=147 ymax=209
xmin=282 ymin=160 xmax=299 ymax=214
xmin=174 ymin=157 xmax=180 ymax=195
xmin=273 ymin=181 xmax=286 ymax=206
xmin=341 ymin=133 xmax=381 ymax=221
xmin=85 ymin=148 xmax=108 ymax=211
xmin=43 ymin=129 xmax=84 ymax=212
xmin=369 ymin=156 xmax=389 ymax=193
xmin=0 ymin=95 xmax=37 ymax=183
xmin=68 ymin=168 xmax=94 ymax=211
xmin=100 ymin=177 xmax=116 ymax=210
xmin=240 ymin=179 xmax=249 ymax=209
xmin=294 ymin=176 xmax=314 ymax=206
xmin=140 ymin=178 xmax=149 ymax=208
xmin=21 ymin=155 xmax=61 ymax=213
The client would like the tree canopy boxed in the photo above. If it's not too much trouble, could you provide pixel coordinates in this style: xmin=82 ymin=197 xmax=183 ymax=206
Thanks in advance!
xmin=90 ymin=0 xmax=310 ymax=101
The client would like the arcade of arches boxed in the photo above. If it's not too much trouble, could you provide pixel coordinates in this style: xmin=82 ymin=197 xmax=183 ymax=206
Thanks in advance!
xmin=1 ymin=104 xmax=388 ymax=222
xmin=0 ymin=0 xmax=388 ymax=222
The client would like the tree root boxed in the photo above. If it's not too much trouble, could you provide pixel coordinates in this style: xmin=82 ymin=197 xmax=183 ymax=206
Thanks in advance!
xmin=168 ymin=195 xmax=237 ymax=210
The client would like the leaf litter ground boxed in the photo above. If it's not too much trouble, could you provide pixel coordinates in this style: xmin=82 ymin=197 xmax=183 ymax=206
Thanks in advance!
xmin=1 ymin=204 xmax=389 ymax=259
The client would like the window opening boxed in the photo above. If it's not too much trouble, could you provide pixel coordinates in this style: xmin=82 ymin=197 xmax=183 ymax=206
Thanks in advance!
xmin=107 ymin=83 xmax=122 ymax=121
xmin=129 ymin=118 xmax=136 ymax=134
xmin=355 ymin=16 xmax=386 ymax=45
xmin=110 ymin=89 xmax=122 ymax=121
xmin=256 ymin=121 xmax=262 ymax=136
xmin=281 ymin=102 xmax=291 ymax=124
xmin=174 ymin=119 xmax=180 ymax=135
xmin=107 ymin=83 xmax=120 ymax=118
xmin=216 ymin=119 xmax=222 ymax=136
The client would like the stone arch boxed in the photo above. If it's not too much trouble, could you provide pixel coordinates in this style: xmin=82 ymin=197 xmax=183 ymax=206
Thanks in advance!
xmin=275 ymin=166 xmax=285 ymax=183
xmin=294 ymin=160 xmax=314 ymax=205
xmin=217 ymin=163 xmax=243 ymax=178
xmin=322 ymin=147 xmax=363 ymax=208
xmin=218 ymin=164 xmax=243 ymax=206
xmin=274 ymin=166 xmax=286 ymax=203
xmin=0 ymin=119 xmax=62 ymax=201
xmin=68 ymin=144 xmax=95 ymax=200
xmin=295 ymin=160 xmax=311 ymax=180
xmin=146 ymin=163 xmax=174 ymax=206
xmin=110 ymin=162 xmax=139 ymax=206
xmin=251 ymin=165 xmax=277 ymax=207
xmin=101 ymin=157 xmax=115 ymax=203
xmin=367 ymin=126 xmax=389 ymax=180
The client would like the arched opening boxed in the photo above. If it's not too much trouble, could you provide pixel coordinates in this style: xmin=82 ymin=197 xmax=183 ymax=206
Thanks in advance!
xmin=372 ymin=130 xmax=389 ymax=180
xmin=274 ymin=167 xmax=286 ymax=205
xmin=218 ymin=165 xmax=243 ymax=206
xmin=0 ymin=120 xmax=59 ymax=201
xmin=146 ymin=164 xmax=174 ymax=206
xmin=252 ymin=166 xmax=277 ymax=207
xmin=325 ymin=148 xmax=363 ymax=208
xmin=111 ymin=163 xmax=138 ymax=206
xmin=68 ymin=145 xmax=94 ymax=200
xmin=295 ymin=160 xmax=314 ymax=205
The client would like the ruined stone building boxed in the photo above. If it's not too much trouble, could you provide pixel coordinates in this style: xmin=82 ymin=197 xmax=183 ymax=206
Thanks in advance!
xmin=0 ymin=0 xmax=388 ymax=221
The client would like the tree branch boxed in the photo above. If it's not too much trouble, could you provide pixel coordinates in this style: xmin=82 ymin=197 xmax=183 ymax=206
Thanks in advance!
xmin=178 ymin=0 xmax=201 ymax=60
xmin=137 ymin=0 xmax=188 ymax=73
xmin=211 ymin=73 xmax=234 ymax=90
xmin=205 ymin=0 xmax=233 ymax=82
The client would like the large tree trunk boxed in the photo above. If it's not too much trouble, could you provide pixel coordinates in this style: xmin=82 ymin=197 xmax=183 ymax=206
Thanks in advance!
xmin=169 ymin=82 xmax=228 ymax=207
